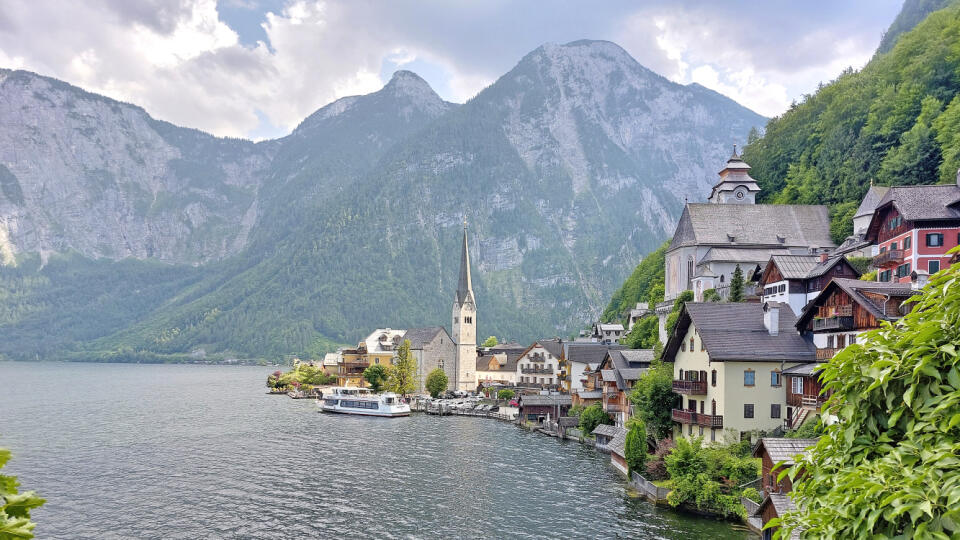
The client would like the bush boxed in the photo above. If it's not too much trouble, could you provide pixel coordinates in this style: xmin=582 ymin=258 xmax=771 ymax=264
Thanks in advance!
xmin=425 ymin=368 xmax=448 ymax=398
xmin=644 ymin=458 xmax=669 ymax=481
xmin=567 ymin=404 xmax=585 ymax=418
xmin=579 ymin=403 xmax=613 ymax=435
xmin=663 ymin=437 xmax=759 ymax=519
xmin=702 ymin=288 xmax=721 ymax=302
xmin=742 ymin=487 xmax=762 ymax=504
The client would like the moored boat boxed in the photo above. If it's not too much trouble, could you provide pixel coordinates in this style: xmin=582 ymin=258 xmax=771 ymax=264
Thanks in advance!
xmin=317 ymin=387 xmax=411 ymax=417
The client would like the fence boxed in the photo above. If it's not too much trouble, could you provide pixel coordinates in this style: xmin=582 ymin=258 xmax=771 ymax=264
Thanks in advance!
xmin=630 ymin=472 xmax=670 ymax=503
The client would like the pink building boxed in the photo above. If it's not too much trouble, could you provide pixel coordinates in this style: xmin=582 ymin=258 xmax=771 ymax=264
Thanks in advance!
xmin=864 ymin=181 xmax=960 ymax=283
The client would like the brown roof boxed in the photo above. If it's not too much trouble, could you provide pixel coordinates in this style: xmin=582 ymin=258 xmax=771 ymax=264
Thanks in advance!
xmin=795 ymin=278 xmax=915 ymax=331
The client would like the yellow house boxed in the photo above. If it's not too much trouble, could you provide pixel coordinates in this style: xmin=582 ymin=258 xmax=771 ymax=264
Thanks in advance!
xmin=663 ymin=302 xmax=816 ymax=443
xmin=337 ymin=328 xmax=407 ymax=387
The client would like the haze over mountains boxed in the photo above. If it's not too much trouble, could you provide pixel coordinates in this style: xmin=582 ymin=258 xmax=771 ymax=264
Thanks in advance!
xmin=0 ymin=39 xmax=764 ymax=361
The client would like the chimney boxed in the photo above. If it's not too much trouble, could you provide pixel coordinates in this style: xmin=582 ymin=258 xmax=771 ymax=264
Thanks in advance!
xmin=819 ymin=253 xmax=828 ymax=263
xmin=763 ymin=303 xmax=779 ymax=336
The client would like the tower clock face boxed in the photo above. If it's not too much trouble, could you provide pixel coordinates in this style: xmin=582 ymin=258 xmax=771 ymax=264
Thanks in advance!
xmin=736 ymin=190 xmax=745 ymax=199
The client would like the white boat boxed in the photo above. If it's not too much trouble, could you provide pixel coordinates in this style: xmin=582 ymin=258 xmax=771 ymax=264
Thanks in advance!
xmin=317 ymin=387 xmax=411 ymax=417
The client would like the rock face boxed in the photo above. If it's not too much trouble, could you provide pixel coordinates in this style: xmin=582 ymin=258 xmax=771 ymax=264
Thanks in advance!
xmin=0 ymin=69 xmax=275 ymax=265
xmin=0 ymin=41 xmax=766 ymax=359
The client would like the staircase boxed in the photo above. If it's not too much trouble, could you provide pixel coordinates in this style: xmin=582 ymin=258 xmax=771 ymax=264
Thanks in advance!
xmin=786 ymin=408 xmax=809 ymax=431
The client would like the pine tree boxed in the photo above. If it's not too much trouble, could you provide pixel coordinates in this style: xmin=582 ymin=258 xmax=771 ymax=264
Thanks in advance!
xmin=729 ymin=264 xmax=745 ymax=302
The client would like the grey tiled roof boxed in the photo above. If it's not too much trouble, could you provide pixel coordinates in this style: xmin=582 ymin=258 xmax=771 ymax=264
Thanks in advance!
xmin=401 ymin=327 xmax=448 ymax=349
xmin=564 ymin=343 xmax=625 ymax=364
xmin=537 ymin=339 xmax=564 ymax=359
xmin=519 ymin=394 xmax=572 ymax=407
xmin=576 ymin=390 xmax=602 ymax=399
xmin=854 ymin=186 xmax=889 ymax=218
xmin=608 ymin=428 xmax=628 ymax=457
xmin=699 ymin=248 xmax=793 ymax=264
xmin=668 ymin=203 xmax=834 ymax=252
xmin=592 ymin=424 xmax=621 ymax=438
xmin=666 ymin=302 xmax=816 ymax=362
xmin=601 ymin=369 xmax=617 ymax=382
xmin=768 ymin=255 xmax=821 ymax=280
xmin=831 ymin=234 xmax=871 ymax=256
xmin=875 ymin=184 xmax=960 ymax=221
xmin=782 ymin=362 xmax=824 ymax=376
xmin=753 ymin=438 xmax=819 ymax=464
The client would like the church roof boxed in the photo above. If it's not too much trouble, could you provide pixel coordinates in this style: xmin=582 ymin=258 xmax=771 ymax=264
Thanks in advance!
xmin=455 ymin=225 xmax=474 ymax=305
xmin=668 ymin=204 xmax=834 ymax=252
xmin=401 ymin=327 xmax=449 ymax=349
xmin=698 ymin=248 xmax=793 ymax=265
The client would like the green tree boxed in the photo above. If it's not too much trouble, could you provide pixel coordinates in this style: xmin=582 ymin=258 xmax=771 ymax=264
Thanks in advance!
xmin=630 ymin=359 xmax=677 ymax=440
xmin=729 ymin=265 xmax=745 ymax=302
xmin=601 ymin=241 xmax=668 ymax=323
xmin=579 ymin=403 xmax=613 ymax=435
xmin=622 ymin=316 xmax=659 ymax=349
xmin=387 ymin=339 xmax=417 ymax=396
xmin=624 ymin=418 xmax=648 ymax=475
xmin=297 ymin=364 xmax=336 ymax=386
xmin=777 ymin=249 xmax=960 ymax=539
xmin=0 ymin=447 xmax=45 ymax=539
xmin=497 ymin=388 xmax=515 ymax=400
xmin=425 ymin=367 xmax=448 ymax=398
xmin=481 ymin=336 xmax=498 ymax=348
xmin=702 ymin=288 xmax=721 ymax=302
xmin=362 ymin=364 xmax=390 ymax=393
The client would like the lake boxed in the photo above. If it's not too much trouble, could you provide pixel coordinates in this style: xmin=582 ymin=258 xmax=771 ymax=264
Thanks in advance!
xmin=0 ymin=362 xmax=754 ymax=539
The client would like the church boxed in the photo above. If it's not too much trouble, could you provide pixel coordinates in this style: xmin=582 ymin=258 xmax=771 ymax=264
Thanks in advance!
xmin=451 ymin=222 xmax=478 ymax=392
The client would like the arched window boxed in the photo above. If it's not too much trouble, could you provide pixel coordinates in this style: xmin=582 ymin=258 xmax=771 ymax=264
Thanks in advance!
xmin=720 ymin=275 xmax=725 ymax=283
xmin=711 ymin=369 xmax=717 ymax=387
xmin=690 ymin=337 xmax=695 ymax=351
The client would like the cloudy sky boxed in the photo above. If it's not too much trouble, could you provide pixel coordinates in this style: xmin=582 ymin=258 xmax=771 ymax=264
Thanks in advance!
xmin=0 ymin=0 xmax=902 ymax=140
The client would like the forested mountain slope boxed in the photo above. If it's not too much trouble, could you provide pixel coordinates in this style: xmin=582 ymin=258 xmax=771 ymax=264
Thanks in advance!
xmin=742 ymin=2 xmax=960 ymax=242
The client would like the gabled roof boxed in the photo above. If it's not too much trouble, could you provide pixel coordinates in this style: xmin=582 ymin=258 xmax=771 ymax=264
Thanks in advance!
xmin=516 ymin=338 xmax=565 ymax=363
xmin=795 ymin=278 xmax=915 ymax=331
xmin=865 ymin=184 xmax=960 ymax=241
xmin=519 ymin=394 xmax=571 ymax=407
xmin=668 ymin=204 xmax=834 ymax=252
xmin=782 ymin=362 xmax=824 ymax=377
xmin=475 ymin=351 xmax=521 ymax=372
xmin=759 ymin=494 xmax=797 ymax=522
xmin=363 ymin=328 xmax=407 ymax=354
xmin=592 ymin=424 xmax=621 ymax=438
xmin=401 ymin=327 xmax=449 ymax=349
xmin=761 ymin=255 xmax=859 ymax=286
xmin=854 ymin=185 xmax=889 ymax=218
xmin=607 ymin=427 xmax=628 ymax=457
xmin=664 ymin=302 xmax=816 ymax=363
xmin=752 ymin=438 xmax=819 ymax=464
xmin=564 ymin=343 xmax=625 ymax=364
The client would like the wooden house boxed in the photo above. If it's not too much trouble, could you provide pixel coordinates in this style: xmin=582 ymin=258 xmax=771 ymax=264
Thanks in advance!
xmin=758 ymin=254 xmax=860 ymax=315
xmin=750 ymin=438 xmax=817 ymax=539
xmin=517 ymin=394 xmax=571 ymax=424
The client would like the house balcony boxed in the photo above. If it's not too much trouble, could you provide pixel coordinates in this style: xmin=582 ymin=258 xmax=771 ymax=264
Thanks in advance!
xmin=813 ymin=316 xmax=854 ymax=332
xmin=872 ymin=249 xmax=904 ymax=268
xmin=515 ymin=382 xmax=559 ymax=390
xmin=787 ymin=393 xmax=825 ymax=409
xmin=521 ymin=366 xmax=554 ymax=375
xmin=816 ymin=348 xmax=841 ymax=360
xmin=671 ymin=409 xmax=723 ymax=428
xmin=672 ymin=379 xmax=707 ymax=395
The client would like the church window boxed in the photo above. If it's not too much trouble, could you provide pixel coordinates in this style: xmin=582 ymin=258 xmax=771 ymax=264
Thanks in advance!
xmin=465 ymin=317 xmax=473 ymax=324
xmin=720 ymin=275 xmax=725 ymax=283
xmin=690 ymin=337 xmax=695 ymax=351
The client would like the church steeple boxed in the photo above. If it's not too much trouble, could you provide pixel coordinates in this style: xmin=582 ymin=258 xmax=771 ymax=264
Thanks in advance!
xmin=456 ymin=220 xmax=474 ymax=305
xmin=707 ymin=144 xmax=761 ymax=204
xmin=452 ymin=219 xmax=477 ymax=392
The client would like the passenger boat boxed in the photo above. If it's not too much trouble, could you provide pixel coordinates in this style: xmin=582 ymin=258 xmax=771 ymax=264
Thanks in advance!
xmin=317 ymin=387 xmax=411 ymax=417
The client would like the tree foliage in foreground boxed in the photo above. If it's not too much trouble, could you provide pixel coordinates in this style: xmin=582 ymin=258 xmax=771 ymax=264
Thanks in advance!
xmin=778 ymin=250 xmax=960 ymax=539
xmin=0 ymin=447 xmax=45 ymax=539
xmin=425 ymin=368 xmax=448 ymax=398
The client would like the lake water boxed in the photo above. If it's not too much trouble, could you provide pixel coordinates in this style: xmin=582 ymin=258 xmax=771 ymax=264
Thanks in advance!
xmin=0 ymin=362 xmax=753 ymax=539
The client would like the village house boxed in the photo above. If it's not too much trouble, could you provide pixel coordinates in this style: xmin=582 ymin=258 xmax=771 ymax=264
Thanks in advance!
xmin=591 ymin=322 xmax=625 ymax=344
xmin=794 ymin=278 xmax=914 ymax=358
xmin=864 ymin=180 xmax=960 ymax=283
xmin=515 ymin=339 xmax=564 ymax=390
xmin=474 ymin=345 xmax=524 ymax=387
xmin=564 ymin=342 xmax=625 ymax=395
xmin=781 ymin=362 xmax=829 ymax=430
xmin=627 ymin=303 xmax=652 ymax=331
xmin=750 ymin=438 xmax=818 ymax=539
xmin=517 ymin=394 xmax=571 ymax=424
xmin=665 ymin=302 xmax=816 ymax=442
xmin=401 ymin=327 xmax=457 ymax=394
xmin=335 ymin=328 xmax=407 ymax=387
xmin=758 ymin=254 xmax=860 ymax=316
xmin=594 ymin=349 xmax=654 ymax=426
xmin=659 ymin=150 xmax=835 ymax=340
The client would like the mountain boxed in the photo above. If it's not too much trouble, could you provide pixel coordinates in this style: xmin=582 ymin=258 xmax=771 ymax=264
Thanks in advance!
xmin=0 ymin=40 xmax=765 ymax=361
xmin=742 ymin=2 xmax=960 ymax=243
xmin=876 ymin=0 xmax=954 ymax=55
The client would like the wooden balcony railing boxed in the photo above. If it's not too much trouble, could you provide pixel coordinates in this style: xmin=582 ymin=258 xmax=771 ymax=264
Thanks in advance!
xmin=816 ymin=348 xmax=841 ymax=360
xmin=817 ymin=305 xmax=852 ymax=318
xmin=813 ymin=316 xmax=854 ymax=332
xmin=521 ymin=366 xmax=553 ymax=374
xmin=671 ymin=409 xmax=723 ymax=428
xmin=787 ymin=393 xmax=824 ymax=408
xmin=672 ymin=379 xmax=707 ymax=395
xmin=872 ymin=249 xmax=905 ymax=268
xmin=605 ymin=403 xmax=626 ymax=413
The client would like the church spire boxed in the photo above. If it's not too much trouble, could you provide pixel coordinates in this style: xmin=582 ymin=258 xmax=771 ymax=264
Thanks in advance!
xmin=456 ymin=220 xmax=473 ymax=304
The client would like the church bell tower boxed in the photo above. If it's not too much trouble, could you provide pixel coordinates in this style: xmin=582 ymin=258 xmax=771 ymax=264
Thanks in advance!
xmin=452 ymin=221 xmax=477 ymax=392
